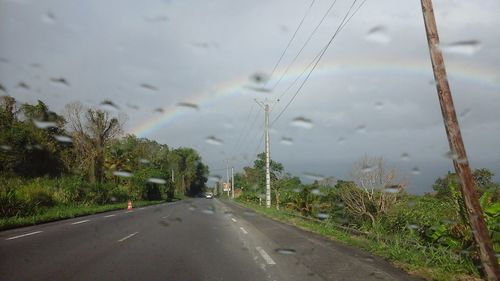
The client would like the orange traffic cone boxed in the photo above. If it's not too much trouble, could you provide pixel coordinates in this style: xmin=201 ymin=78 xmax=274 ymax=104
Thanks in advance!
xmin=127 ymin=200 xmax=133 ymax=211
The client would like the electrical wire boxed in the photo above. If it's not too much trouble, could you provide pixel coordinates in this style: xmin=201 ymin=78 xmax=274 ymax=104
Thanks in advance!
xmin=272 ymin=0 xmax=368 ymax=125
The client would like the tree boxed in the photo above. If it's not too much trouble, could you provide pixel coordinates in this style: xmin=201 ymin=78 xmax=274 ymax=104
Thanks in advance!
xmin=340 ymin=155 xmax=405 ymax=225
xmin=65 ymin=103 xmax=122 ymax=183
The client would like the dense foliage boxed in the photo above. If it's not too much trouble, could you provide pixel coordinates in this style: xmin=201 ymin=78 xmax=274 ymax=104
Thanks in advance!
xmin=0 ymin=96 xmax=209 ymax=219
xmin=233 ymin=153 xmax=500 ymax=279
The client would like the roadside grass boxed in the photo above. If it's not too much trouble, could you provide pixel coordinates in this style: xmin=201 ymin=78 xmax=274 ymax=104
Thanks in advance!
xmin=233 ymin=200 xmax=481 ymax=281
xmin=0 ymin=200 xmax=165 ymax=231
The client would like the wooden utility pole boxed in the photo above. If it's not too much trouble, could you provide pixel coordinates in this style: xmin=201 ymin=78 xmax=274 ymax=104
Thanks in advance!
xmin=420 ymin=0 xmax=500 ymax=279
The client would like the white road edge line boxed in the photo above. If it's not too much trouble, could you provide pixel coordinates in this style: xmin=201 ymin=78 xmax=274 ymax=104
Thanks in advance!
xmin=256 ymin=246 xmax=276 ymax=265
xmin=6 ymin=231 xmax=43 ymax=240
xmin=104 ymin=214 xmax=116 ymax=218
xmin=231 ymin=218 xmax=237 ymax=222
xmin=71 ymin=219 xmax=90 ymax=225
xmin=240 ymin=227 xmax=248 ymax=234
xmin=118 ymin=232 xmax=139 ymax=242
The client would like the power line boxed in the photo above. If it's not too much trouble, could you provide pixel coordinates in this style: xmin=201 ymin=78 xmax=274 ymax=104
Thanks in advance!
xmin=264 ymin=0 xmax=317 ymax=89
xmin=272 ymin=0 xmax=368 ymax=125
xmin=272 ymin=0 xmax=339 ymax=93
xmin=230 ymin=102 xmax=256 ymax=156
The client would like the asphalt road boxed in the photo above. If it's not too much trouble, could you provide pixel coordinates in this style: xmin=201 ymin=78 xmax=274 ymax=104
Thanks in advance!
xmin=0 ymin=198 xmax=422 ymax=281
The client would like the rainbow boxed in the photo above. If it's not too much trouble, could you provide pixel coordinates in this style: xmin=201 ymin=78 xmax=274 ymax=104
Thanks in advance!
xmin=130 ymin=57 xmax=500 ymax=137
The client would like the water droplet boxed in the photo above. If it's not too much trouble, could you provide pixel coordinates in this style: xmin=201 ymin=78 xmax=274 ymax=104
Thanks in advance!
xmin=177 ymin=102 xmax=199 ymax=110
xmin=188 ymin=206 xmax=196 ymax=211
xmin=154 ymin=108 xmax=164 ymax=114
xmin=292 ymin=187 xmax=301 ymax=193
xmin=311 ymin=189 xmax=323 ymax=196
xmin=275 ymin=248 xmax=296 ymax=255
xmin=407 ymin=224 xmax=419 ymax=230
xmin=100 ymin=100 xmax=119 ymax=111
xmin=139 ymin=158 xmax=150 ymax=164
xmin=113 ymin=171 xmax=133 ymax=177
xmin=33 ymin=120 xmax=57 ymax=129
xmin=148 ymin=178 xmax=166 ymax=184
xmin=0 ymin=83 xmax=7 ymax=93
xmin=338 ymin=137 xmax=346 ymax=144
xmin=362 ymin=164 xmax=373 ymax=173
xmin=303 ymin=172 xmax=324 ymax=181
xmin=250 ymin=72 xmax=269 ymax=84
xmin=54 ymin=135 xmax=72 ymax=143
xmin=50 ymin=77 xmax=69 ymax=86
xmin=144 ymin=15 xmax=169 ymax=23
xmin=244 ymin=85 xmax=271 ymax=93
xmin=440 ymin=40 xmax=481 ymax=56
xmin=209 ymin=175 xmax=222 ymax=182
xmin=374 ymin=101 xmax=384 ymax=109
xmin=0 ymin=145 xmax=12 ymax=151
xmin=290 ymin=116 xmax=313 ymax=129
xmin=356 ymin=125 xmax=367 ymax=134
xmin=205 ymin=136 xmax=223 ymax=145
xmin=202 ymin=209 xmax=215 ymax=215
xmin=243 ymin=211 xmax=256 ymax=216
xmin=316 ymin=213 xmax=329 ymax=220
xmin=459 ymin=108 xmax=471 ymax=118
xmin=443 ymin=151 xmax=459 ymax=160
xmin=411 ymin=167 xmax=421 ymax=175
xmin=383 ymin=186 xmax=401 ymax=193
xmin=126 ymin=103 xmax=139 ymax=110
xmin=280 ymin=137 xmax=294 ymax=145
xmin=42 ymin=11 xmax=56 ymax=23
xmin=140 ymin=83 xmax=159 ymax=91
xmin=16 ymin=81 xmax=30 ymax=90
xmin=365 ymin=26 xmax=391 ymax=45
xmin=400 ymin=153 xmax=411 ymax=161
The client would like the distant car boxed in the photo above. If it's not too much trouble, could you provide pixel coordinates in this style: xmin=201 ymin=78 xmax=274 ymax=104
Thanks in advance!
xmin=205 ymin=193 xmax=213 ymax=199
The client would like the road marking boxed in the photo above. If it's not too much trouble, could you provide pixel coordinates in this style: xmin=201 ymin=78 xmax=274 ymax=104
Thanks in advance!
xmin=118 ymin=232 xmax=139 ymax=242
xmin=6 ymin=231 xmax=43 ymax=240
xmin=231 ymin=218 xmax=237 ymax=222
xmin=71 ymin=220 xmax=90 ymax=225
xmin=256 ymin=246 xmax=276 ymax=265
xmin=240 ymin=227 xmax=248 ymax=234
xmin=104 ymin=214 xmax=116 ymax=218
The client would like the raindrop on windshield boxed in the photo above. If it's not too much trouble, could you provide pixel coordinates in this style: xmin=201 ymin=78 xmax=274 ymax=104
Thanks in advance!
xmin=0 ymin=83 xmax=7 ymax=93
xmin=139 ymin=158 xmax=150 ymax=164
xmin=177 ymin=102 xmax=199 ymax=110
xmin=362 ymin=164 xmax=373 ymax=173
xmin=33 ymin=120 xmax=57 ymax=129
xmin=338 ymin=137 xmax=346 ymax=144
xmin=439 ymin=40 xmax=481 ymax=56
xmin=411 ymin=167 xmax=421 ymax=175
xmin=365 ymin=26 xmax=391 ymax=45
xmin=205 ymin=136 xmax=223 ymax=146
xmin=250 ymin=72 xmax=269 ymax=84
xmin=355 ymin=125 xmax=367 ymax=134
xmin=459 ymin=108 xmax=471 ymax=119
xmin=50 ymin=77 xmax=69 ymax=86
xmin=443 ymin=150 xmax=459 ymax=160
xmin=16 ymin=81 xmax=30 ymax=90
xmin=140 ymin=83 xmax=159 ymax=91
xmin=374 ymin=101 xmax=384 ymax=110
xmin=100 ymin=100 xmax=119 ymax=111
xmin=290 ymin=116 xmax=313 ymax=129
xmin=148 ymin=178 xmax=166 ymax=184
xmin=243 ymin=210 xmax=256 ymax=216
xmin=311 ymin=189 xmax=323 ymax=196
xmin=209 ymin=175 xmax=222 ymax=182
xmin=54 ymin=135 xmax=72 ymax=143
xmin=154 ymin=108 xmax=164 ymax=114
xmin=316 ymin=213 xmax=329 ymax=220
xmin=400 ymin=153 xmax=411 ymax=161
xmin=113 ymin=171 xmax=133 ymax=177
xmin=383 ymin=186 xmax=401 ymax=193
xmin=275 ymin=248 xmax=296 ymax=255
xmin=42 ymin=11 xmax=56 ymax=23
xmin=1 ymin=145 xmax=12 ymax=151
xmin=202 ymin=209 xmax=215 ymax=215
xmin=303 ymin=172 xmax=324 ymax=181
xmin=280 ymin=137 xmax=294 ymax=145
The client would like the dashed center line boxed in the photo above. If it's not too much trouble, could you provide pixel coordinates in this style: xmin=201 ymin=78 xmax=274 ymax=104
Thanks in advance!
xmin=240 ymin=227 xmax=248 ymax=234
xmin=104 ymin=214 xmax=116 ymax=218
xmin=231 ymin=218 xmax=237 ymax=222
xmin=71 ymin=220 xmax=90 ymax=225
xmin=256 ymin=246 xmax=276 ymax=265
xmin=6 ymin=231 xmax=43 ymax=240
xmin=118 ymin=232 xmax=139 ymax=242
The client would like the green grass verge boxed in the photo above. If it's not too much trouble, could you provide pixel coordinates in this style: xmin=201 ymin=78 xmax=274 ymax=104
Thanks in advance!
xmin=0 ymin=200 xmax=165 ymax=231
xmin=233 ymin=199 xmax=481 ymax=281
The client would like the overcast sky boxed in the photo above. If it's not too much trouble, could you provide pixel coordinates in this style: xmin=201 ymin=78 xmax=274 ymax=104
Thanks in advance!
xmin=1 ymin=0 xmax=499 ymax=193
